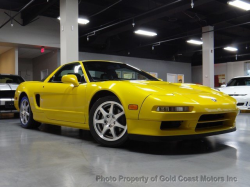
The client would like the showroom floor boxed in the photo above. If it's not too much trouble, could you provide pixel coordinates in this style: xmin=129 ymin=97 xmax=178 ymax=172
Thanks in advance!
xmin=0 ymin=114 xmax=249 ymax=187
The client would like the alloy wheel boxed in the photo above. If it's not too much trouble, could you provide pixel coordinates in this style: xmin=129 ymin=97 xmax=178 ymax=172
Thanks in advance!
xmin=93 ymin=101 xmax=127 ymax=141
xmin=20 ymin=99 xmax=30 ymax=125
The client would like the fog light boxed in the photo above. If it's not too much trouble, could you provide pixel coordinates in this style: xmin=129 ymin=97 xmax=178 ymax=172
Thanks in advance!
xmin=156 ymin=106 xmax=189 ymax=112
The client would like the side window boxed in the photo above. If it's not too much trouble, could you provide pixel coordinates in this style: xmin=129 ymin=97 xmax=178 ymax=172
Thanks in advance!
xmin=50 ymin=63 xmax=86 ymax=83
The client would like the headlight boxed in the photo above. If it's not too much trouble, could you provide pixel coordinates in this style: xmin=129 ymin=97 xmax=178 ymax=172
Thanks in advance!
xmin=229 ymin=94 xmax=247 ymax=96
xmin=156 ymin=106 xmax=189 ymax=112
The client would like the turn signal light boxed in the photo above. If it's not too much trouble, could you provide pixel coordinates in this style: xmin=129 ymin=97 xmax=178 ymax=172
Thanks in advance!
xmin=128 ymin=104 xmax=138 ymax=110
xmin=156 ymin=106 xmax=189 ymax=112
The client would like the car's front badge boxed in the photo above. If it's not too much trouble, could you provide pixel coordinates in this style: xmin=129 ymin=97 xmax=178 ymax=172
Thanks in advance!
xmin=211 ymin=98 xmax=217 ymax=102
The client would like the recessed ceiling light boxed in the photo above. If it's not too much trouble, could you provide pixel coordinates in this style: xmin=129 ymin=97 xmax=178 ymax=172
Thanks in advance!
xmin=228 ymin=0 xmax=250 ymax=11
xmin=78 ymin=18 xmax=90 ymax=24
xmin=134 ymin=30 xmax=157 ymax=36
xmin=187 ymin=39 xmax=203 ymax=45
xmin=57 ymin=17 xmax=89 ymax=24
xmin=224 ymin=46 xmax=238 ymax=51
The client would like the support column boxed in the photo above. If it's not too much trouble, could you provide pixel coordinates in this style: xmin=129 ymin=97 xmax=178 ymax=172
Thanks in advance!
xmin=202 ymin=26 xmax=214 ymax=88
xmin=60 ymin=0 xmax=78 ymax=65
xmin=15 ymin=47 xmax=18 ymax=75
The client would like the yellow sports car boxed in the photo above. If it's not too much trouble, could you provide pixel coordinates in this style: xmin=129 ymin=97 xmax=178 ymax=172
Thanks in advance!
xmin=14 ymin=60 xmax=238 ymax=147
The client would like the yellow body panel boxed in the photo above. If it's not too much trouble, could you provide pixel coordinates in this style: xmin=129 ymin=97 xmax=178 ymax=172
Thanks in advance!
xmin=14 ymin=61 xmax=239 ymax=138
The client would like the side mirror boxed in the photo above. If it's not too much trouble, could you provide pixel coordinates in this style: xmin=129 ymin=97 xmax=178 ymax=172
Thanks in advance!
xmin=221 ymin=84 xmax=226 ymax=88
xmin=62 ymin=75 xmax=79 ymax=87
xmin=158 ymin=78 xmax=163 ymax=81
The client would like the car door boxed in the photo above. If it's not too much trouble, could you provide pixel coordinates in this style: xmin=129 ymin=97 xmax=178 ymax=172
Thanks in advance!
xmin=40 ymin=62 xmax=87 ymax=124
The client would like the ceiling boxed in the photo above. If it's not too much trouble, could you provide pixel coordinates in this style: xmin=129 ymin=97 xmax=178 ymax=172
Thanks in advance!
xmin=1 ymin=0 xmax=250 ymax=65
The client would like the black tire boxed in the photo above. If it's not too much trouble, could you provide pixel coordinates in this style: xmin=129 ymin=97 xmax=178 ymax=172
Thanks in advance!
xmin=19 ymin=96 xmax=41 ymax=129
xmin=89 ymin=96 xmax=128 ymax=147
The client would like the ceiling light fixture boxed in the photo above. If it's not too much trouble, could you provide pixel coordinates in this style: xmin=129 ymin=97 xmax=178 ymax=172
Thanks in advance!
xmin=152 ymin=42 xmax=161 ymax=50
xmin=87 ymin=32 xmax=95 ymax=41
xmin=191 ymin=0 xmax=194 ymax=8
xmin=187 ymin=39 xmax=203 ymax=45
xmin=78 ymin=18 xmax=90 ymax=24
xmin=228 ymin=0 xmax=250 ymax=11
xmin=57 ymin=17 xmax=89 ymax=25
xmin=134 ymin=30 xmax=157 ymax=36
xmin=224 ymin=46 xmax=238 ymax=51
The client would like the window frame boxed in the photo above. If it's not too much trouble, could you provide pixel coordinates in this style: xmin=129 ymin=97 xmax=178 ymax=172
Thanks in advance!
xmin=49 ymin=62 xmax=87 ymax=84
xmin=83 ymin=61 xmax=159 ymax=82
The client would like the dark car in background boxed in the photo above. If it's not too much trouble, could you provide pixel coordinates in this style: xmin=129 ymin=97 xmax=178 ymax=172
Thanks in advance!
xmin=0 ymin=74 xmax=25 ymax=117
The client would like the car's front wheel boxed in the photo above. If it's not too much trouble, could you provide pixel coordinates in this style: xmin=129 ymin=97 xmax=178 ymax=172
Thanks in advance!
xmin=89 ymin=96 xmax=128 ymax=147
xmin=20 ymin=96 xmax=40 ymax=129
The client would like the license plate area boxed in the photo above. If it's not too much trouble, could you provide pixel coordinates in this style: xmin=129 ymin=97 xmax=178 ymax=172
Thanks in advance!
xmin=5 ymin=101 xmax=15 ymax=109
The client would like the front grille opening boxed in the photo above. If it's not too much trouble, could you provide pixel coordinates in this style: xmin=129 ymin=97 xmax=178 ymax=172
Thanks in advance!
xmin=199 ymin=114 xmax=226 ymax=122
xmin=0 ymin=105 xmax=15 ymax=110
xmin=160 ymin=121 xmax=182 ymax=130
xmin=196 ymin=121 xmax=224 ymax=129
xmin=0 ymin=91 xmax=15 ymax=98
xmin=237 ymin=103 xmax=244 ymax=106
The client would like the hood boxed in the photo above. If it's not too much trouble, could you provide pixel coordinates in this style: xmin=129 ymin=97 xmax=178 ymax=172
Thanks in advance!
xmin=127 ymin=81 xmax=235 ymax=104
xmin=0 ymin=83 xmax=19 ymax=91
xmin=129 ymin=81 xmax=209 ymax=95
xmin=219 ymin=86 xmax=250 ymax=95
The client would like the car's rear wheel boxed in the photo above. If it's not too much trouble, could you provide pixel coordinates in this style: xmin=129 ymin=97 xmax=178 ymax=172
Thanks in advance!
xmin=20 ymin=96 xmax=40 ymax=129
xmin=89 ymin=96 xmax=128 ymax=147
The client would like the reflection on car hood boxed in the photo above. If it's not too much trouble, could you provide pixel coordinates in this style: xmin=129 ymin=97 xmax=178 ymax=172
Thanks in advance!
xmin=219 ymin=86 xmax=250 ymax=95
xmin=127 ymin=81 xmax=235 ymax=104
xmin=129 ymin=81 xmax=207 ymax=95
xmin=0 ymin=83 xmax=19 ymax=90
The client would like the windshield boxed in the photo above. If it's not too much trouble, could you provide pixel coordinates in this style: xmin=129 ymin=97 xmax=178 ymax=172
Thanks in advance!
xmin=83 ymin=61 xmax=159 ymax=82
xmin=227 ymin=78 xmax=250 ymax=86
xmin=0 ymin=75 xmax=24 ymax=84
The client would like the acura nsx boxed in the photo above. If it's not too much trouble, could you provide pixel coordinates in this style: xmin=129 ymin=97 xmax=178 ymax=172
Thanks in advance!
xmin=14 ymin=61 xmax=238 ymax=147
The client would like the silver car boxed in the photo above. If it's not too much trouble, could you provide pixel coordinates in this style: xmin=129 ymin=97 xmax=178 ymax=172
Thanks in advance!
xmin=0 ymin=74 xmax=25 ymax=116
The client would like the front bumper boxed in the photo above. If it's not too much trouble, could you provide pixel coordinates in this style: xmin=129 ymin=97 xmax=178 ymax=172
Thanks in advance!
xmin=233 ymin=96 xmax=250 ymax=110
xmin=126 ymin=94 xmax=238 ymax=139
xmin=0 ymin=99 xmax=18 ymax=113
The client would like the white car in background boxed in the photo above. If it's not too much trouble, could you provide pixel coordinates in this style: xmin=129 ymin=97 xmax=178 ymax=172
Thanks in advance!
xmin=218 ymin=76 xmax=250 ymax=110
xmin=0 ymin=74 xmax=25 ymax=116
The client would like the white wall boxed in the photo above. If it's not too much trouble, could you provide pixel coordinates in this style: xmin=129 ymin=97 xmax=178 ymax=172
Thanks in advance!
xmin=192 ymin=61 xmax=246 ymax=84
xmin=79 ymin=52 xmax=192 ymax=82
xmin=0 ymin=9 xmax=60 ymax=48
xmin=33 ymin=51 xmax=59 ymax=81
xmin=18 ymin=58 xmax=33 ymax=81
xmin=192 ymin=66 xmax=203 ymax=84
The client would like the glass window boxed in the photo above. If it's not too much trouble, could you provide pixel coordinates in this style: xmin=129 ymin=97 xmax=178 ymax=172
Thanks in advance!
xmin=50 ymin=63 xmax=85 ymax=83
xmin=227 ymin=78 xmax=250 ymax=86
xmin=0 ymin=75 xmax=24 ymax=84
xmin=83 ymin=61 xmax=158 ymax=82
